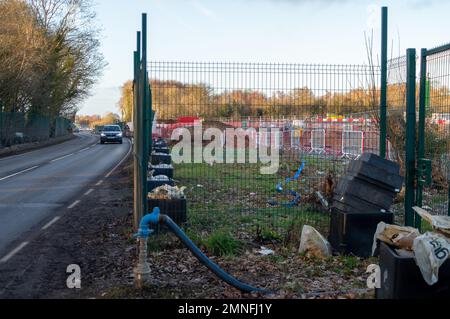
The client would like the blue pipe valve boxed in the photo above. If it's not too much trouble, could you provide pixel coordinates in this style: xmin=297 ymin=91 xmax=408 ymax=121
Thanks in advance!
xmin=133 ymin=207 xmax=161 ymax=239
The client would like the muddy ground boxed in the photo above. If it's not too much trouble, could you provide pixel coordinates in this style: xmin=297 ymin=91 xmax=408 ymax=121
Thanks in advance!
xmin=0 ymin=158 xmax=375 ymax=299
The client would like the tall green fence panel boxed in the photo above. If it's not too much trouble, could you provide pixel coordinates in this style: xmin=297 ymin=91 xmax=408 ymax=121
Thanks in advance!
xmin=150 ymin=61 xmax=382 ymax=239
xmin=418 ymin=44 xmax=450 ymax=218
xmin=0 ymin=112 xmax=25 ymax=147
xmin=25 ymin=113 xmax=51 ymax=142
xmin=54 ymin=116 xmax=72 ymax=138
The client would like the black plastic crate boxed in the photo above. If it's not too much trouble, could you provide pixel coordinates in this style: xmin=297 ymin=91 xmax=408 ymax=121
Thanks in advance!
xmin=148 ymin=198 xmax=187 ymax=233
xmin=151 ymin=154 xmax=172 ymax=165
xmin=334 ymin=176 xmax=396 ymax=210
xmin=347 ymin=161 xmax=404 ymax=192
xmin=147 ymin=178 xmax=175 ymax=192
xmin=332 ymin=193 xmax=389 ymax=213
xmin=376 ymin=242 xmax=450 ymax=299
xmin=357 ymin=153 xmax=400 ymax=175
xmin=329 ymin=208 xmax=394 ymax=258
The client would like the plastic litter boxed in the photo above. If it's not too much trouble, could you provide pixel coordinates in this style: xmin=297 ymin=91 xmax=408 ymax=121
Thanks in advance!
xmin=413 ymin=232 xmax=450 ymax=285
xmin=299 ymin=225 xmax=332 ymax=258
xmin=148 ymin=185 xmax=186 ymax=200
xmin=150 ymin=175 xmax=170 ymax=181
xmin=150 ymin=164 xmax=173 ymax=169
xmin=372 ymin=222 xmax=420 ymax=255
xmin=258 ymin=247 xmax=275 ymax=256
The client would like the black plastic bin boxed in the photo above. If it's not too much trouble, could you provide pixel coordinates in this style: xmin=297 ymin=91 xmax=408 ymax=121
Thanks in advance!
xmin=376 ymin=242 xmax=450 ymax=299
xmin=151 ymin=154 xmax=172 ymax=165
xmin=329 ymin=208 xmax=394 ymax=258
xmin=148 ymin=198 xmax=187 ymax=233
xmin=147 ymin=178 xmax=175 ymax=192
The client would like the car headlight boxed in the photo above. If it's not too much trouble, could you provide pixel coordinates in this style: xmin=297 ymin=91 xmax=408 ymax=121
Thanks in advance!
xmin=101 ymin=133 xmax=106 ymax=137
xmin=117 ymin=133 xmax=123 ymax=137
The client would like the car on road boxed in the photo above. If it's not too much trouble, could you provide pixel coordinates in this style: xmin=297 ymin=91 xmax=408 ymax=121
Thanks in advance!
xmin=100 ymin=125 xmax=123 ymax=144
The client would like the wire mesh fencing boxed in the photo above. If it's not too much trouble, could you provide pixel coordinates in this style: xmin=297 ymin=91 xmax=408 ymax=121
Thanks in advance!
xmin=150 ymin=61 xmax=382 ymax=243
xmin=386 ymin=55 xmax=408 ymax=224
xmin=422 ymin=47 xmax=450 ymax=217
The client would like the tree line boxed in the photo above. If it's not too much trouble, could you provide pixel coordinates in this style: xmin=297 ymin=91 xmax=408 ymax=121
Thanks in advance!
xmin=0 ymin=0 xmax=105 ymax=120
xmin=119 ymin=79 xmax=450 ymax=121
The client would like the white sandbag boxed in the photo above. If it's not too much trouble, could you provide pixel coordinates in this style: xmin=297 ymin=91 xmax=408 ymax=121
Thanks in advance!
xmin=413 ymin=232 xmax=450 ymax=286
xmin=299 ymin=225 xmax=332 ymax=258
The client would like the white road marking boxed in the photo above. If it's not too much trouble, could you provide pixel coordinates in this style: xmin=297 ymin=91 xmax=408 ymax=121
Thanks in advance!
xmin=41 ymin=216 xmax=61 ymax=231
xmin=0 ymin=242 xmax=29 ymax=264
xmin=0 ymin=166 xmax=39 ymax=182
xmin=50 ymin=153 xmax=74 ymax=163
xmin=96 ymin=180 xmax=104 ymax=186
xmin=68 ymin=200 xmax=81 ymax=209
xmin=77 ymin=147 xmax=90 ymax=153
xmin=105 ymin=139 xmax=133 ymax=178
xmin=84 ymin=188 xmax=94 ymax=196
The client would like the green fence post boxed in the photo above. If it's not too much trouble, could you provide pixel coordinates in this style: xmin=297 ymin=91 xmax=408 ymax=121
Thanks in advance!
xmin=141 ymin=13 xmax=149 ymax=216
xmin=416 ymin=48 xmax=428 ymax=228
xmin=405 ymin=48 xmax=417 ymax=227
xmin=133 ymin=28 xmax=143 ymax=231
xmin=380 ymin=6 xmax=388 ymax=158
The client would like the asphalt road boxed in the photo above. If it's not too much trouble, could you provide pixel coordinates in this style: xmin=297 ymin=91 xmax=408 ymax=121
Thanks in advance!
xmin=0 ymin=133 xmax=132 ymax=260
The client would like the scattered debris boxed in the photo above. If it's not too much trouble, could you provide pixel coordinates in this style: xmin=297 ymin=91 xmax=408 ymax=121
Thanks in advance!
xmin=148 ymin=185 xmax=187 ymax=200
xmin=299 ymin=225 xmax=332 ymax=259
xmin=372 ymin=222 xmax=420 ymax=254
xmin=257 ymin=247 xmax=275 ymax=256
xmin=315 ymin=191 xmax=329 ymax=208
xmin=414 ymin=206 xmax=450 ymax=237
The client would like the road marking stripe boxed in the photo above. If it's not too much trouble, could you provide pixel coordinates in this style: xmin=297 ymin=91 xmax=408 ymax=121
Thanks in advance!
xmin=68 ymin=200 xmax=81 ymax=209
xmin=105 ymin=139 xmax=132 ymax=178
xmin=0 ymin=166 xmax=39 ymax=181
xmin=84 ymin=188 xmax=94 ymax=196
xmin=42 ymin=216 xmax=61 ymax=231
xmin=77 ymin=147 xmax=90 ymax=153
xmin=0 ymin=242 xmax=29 ymax=264
xmin=50 ymin=153 xmax=74 ymax=163
xmin=96 ymin=180 xmax=104 ymax=186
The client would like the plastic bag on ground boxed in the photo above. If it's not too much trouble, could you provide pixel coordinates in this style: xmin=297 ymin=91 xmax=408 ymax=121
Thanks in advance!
xmin=372 ymin=222 xmax=420 ymax=256
xmin=299 ymin=225 xmax=332 ymax=258
xmin=413 ymin=232 xmax=450 ymax=286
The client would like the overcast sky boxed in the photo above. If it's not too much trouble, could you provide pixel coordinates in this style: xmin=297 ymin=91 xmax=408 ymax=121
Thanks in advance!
xmin=78 ymin=0 xmax=450 ymax=115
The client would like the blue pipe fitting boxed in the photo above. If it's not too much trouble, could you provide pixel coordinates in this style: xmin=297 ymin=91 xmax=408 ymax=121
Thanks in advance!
xmin=133 ymin=207 xmax=161 ymax=239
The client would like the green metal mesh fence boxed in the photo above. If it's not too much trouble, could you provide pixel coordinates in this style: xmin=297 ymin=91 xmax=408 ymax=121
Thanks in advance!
xmin=386 ymin=55 xmax=408 ymax=224
xmin=422 ymin=47 xmax=450 ymax=217
xmin=150 ymin=61 xmax=381 ymax=242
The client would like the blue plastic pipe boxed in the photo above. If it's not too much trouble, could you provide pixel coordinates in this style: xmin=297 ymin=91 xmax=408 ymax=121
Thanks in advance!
xmin=136 ymin=208 xmax=272 ymax=294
